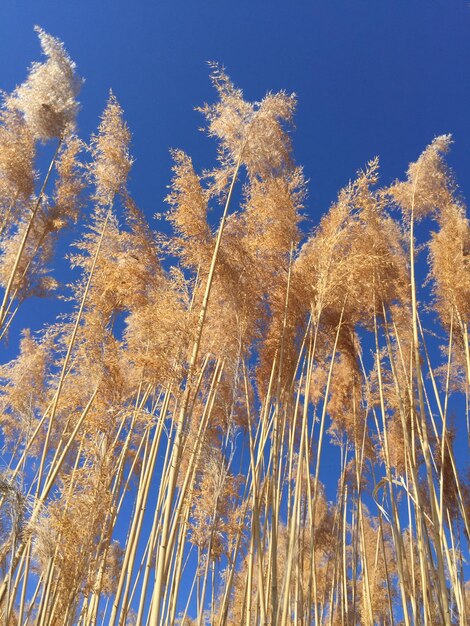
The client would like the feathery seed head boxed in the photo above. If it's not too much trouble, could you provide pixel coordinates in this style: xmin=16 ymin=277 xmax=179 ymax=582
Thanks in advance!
xmin=387 ymin=134 xmax=454 ymax=221
xmin=429 ymin=200 xmax=470 ymax=325
xmin=200 ymin=63 xmax=296 ymax=183
xmin=0 ymin=106 xmax=36 ymax=205
xmin=165 ymin=149 xmax=211 ymax=269
xmin=12 ymin=27 xmax=82 ymax=141
xmin=90 ymin=93 xmax=132 ymax=206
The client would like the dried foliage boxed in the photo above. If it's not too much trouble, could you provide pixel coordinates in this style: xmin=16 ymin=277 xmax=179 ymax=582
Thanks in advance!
xmin=0 ymin=29 xmax=468 ymax=626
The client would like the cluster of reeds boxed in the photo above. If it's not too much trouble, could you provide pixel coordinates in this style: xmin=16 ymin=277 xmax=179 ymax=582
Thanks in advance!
xmin=0 ymin=29 xmax=469 ymax=626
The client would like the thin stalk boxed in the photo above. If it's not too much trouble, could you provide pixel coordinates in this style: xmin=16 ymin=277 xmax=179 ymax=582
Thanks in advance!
xmin=0 ymin=137 xmax=62 ymax=331
xmin=36 ymin=209 xmax=112 ymax=499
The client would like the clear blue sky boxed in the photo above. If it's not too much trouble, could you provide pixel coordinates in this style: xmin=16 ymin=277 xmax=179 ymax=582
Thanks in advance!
xmin=2 ymin=0 xmax=470 ymax=226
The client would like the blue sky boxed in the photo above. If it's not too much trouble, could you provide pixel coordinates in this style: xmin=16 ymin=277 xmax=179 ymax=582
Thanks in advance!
xmin=2 ymin=1 xmax=470 ymax=225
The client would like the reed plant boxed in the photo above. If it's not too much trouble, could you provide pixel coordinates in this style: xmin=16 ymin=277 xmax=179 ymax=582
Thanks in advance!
xmin=0 ymin=29 xmax=469 ymax=626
